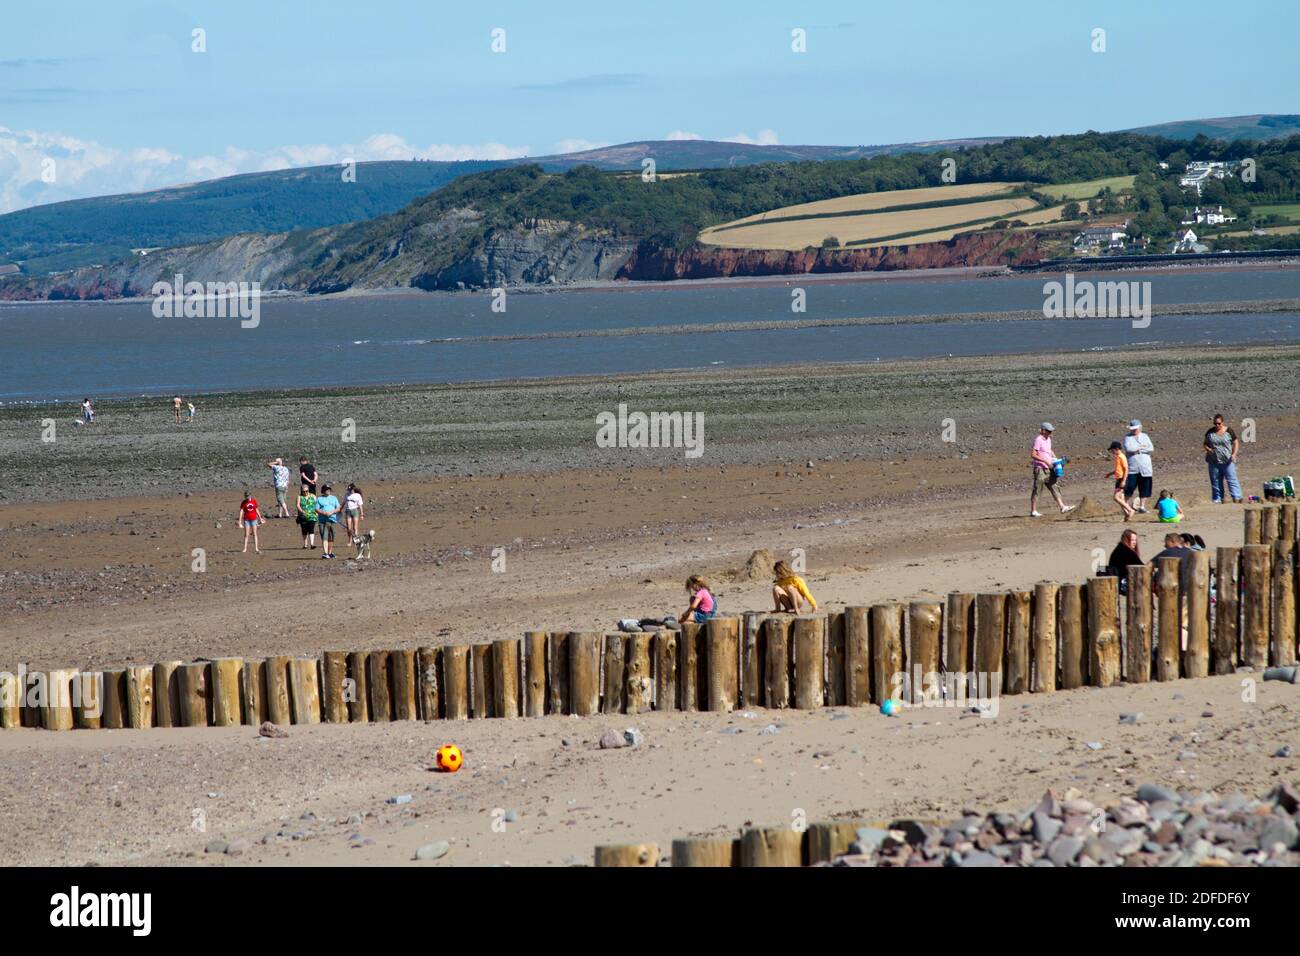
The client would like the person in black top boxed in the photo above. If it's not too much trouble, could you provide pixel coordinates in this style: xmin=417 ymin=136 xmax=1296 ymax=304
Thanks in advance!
xmin=299 ymin=457 xmax=318 ymax=493
xmin=1150 ymin=532 xmax=1193 ymax=563
xmin=1108 ymin=530 xmax=1143 ymax=572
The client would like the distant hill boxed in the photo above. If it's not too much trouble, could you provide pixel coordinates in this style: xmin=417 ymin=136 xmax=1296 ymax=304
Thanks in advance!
xmin=1126 ymin=114 xmax=1300 ymax=142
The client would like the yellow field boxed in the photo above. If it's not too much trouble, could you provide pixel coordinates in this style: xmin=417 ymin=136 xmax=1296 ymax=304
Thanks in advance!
xmin=699 ymin=196 xmax=1039 ymax=251
xmin=849 ymin=203 xmax=1077 ymax=249
xmin=712 ymin=181 xmax=1021 ymax=231
xmin=1037 ymin=176 xmax=1136 ymax=201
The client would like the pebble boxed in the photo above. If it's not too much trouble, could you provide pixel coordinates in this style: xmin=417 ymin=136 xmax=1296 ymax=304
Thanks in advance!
xmin=413 ymin=840 xmax=450 ymax=861
xmin=1274 ymin=745 xmax=1293 ymax=758
xmin=1118 ymin=712 xmax=1141 ymax=725
xmin=623 ymin=728 xmax=643 ymax=747
xmin=1084 ymin=741 xmax=1103 ymax=750
xmin=760 ymin=724 xmax=780 ymax=736
xmin=598 ymin=730 xmax=627 ymax=749
xmin=387 ymin=794 xmax=412 ymax=805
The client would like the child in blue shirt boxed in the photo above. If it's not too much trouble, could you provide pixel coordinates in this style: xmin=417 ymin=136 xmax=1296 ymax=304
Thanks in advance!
xmin=1156 ymin=490 xmax=1184 ymax=523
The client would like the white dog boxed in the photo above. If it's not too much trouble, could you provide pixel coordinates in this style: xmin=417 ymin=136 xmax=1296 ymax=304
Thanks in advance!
xmin=351 ymin=529 xmax=376 ymax=560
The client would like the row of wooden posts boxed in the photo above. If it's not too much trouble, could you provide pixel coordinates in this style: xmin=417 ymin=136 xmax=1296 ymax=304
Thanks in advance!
xmin=5 ymin=506 xmax=1298 ymax=732
xmin=594 ymin=821 xmax=875 ymax=868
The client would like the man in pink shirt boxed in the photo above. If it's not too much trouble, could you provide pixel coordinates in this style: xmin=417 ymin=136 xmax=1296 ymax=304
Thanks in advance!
xmin=1030 ymin=422 xmax=1075 ymax=517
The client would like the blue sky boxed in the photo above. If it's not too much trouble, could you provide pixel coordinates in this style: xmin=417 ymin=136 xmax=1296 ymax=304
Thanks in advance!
xmin=1 ymin=0 xmax=1296 ymax=210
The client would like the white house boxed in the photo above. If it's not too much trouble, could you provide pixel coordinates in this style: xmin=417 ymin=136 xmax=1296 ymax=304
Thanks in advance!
xmin=1178 ymin=160 xmax=1237 ymax=194
xmin=1172 ymin=228 xmax=1209 ymax=253
xmin=1180 ymin=205 xmax=1238 ymax=226
xmin=1073 ymin=223 xmax=1129 ymax=250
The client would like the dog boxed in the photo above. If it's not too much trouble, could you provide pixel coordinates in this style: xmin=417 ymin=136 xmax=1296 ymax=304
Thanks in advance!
xmin=351 ymin=529 xmax=376 ymax=560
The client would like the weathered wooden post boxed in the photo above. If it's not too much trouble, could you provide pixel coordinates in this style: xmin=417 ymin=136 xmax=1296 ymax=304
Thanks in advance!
xmin=43 ymin=669 xmax=76 ymax=731
xmin=1125 ymin=566 xmax=1153 ymax=683
xmin=1263 ymin=506 xmax=1281 ymax=544
xmin=1155 ymin=557 xmax=1182 ymax=681
xmin=523 ymin=632 xmax=547 ymax=717
xmin=75 ymin=671 xmax=102 ymax=729
xmin=417 ymin=646 xmax=441 ymax=720
xmin=1031 ymin=583 xmax=1058 ymax=692
xmin=1241 ymin=544 xmax=1272 ymax=667
xmin=470 ymin=644 xmax=493 ymax=719
xmin=763 ymin=616 xmax=792 ymax=708
xmin=1271 ymin=539 xmax=1297 ymax=667
xmin=1282 ymin=503 xmax=1298 ymax=543
xmin=209 ymin=658 xmax=242 ymax=727
xmin=740 ymin=828 xmax=804 ymax=867
xmin=824 ymin=611 xmax=846 ymax=707
xmin=321 ymin=651 xmax=349 ymax=723
xmin=346 ymin=651 xmax=370 ymax=722
xmin=390 ymin=648 xmax=418 ymax=720
xmin=844 ymin=606 xmax=871 ymax=706
xmin=908 ymin=601 xmax=943 ymax=703
xmin=175 ymin=663 xmax=208 ymax=727
xmin=442 ymin=645 xmax=469 ymax=720
xmin=289 ymin=658 xmax=321 ymax=724
xmin=546 ymin=632 xmax=570 ymax=715
xmin=22 ymin=669 xmax=42 ymax=728
xmin=153 ymin=661 xmax=182 ymax=728
xmin=0 ymin=670 xmax=20 ymax=729
xmin=569 ymin=632 xmax=601 ymax=716
xmin=741 ymin=614 xmax=766 ymax=708
xmin=594 ymin=844 xmax=659 ymax=867
xmin=1056 ymin=585 xmax=1086 ymax=689
xmin=1244 ymin=508 xmax=1262 ymax=545
xmin=1182 ymin=550 xmax=1211 ymax=678
xmin=807 ymin=822 xmax=862 ymax=864
xmin=945 ymin=592 xmax=976 ymax=687
xmin=793 ymin=615 xmax=824 ymax=710
xmin=707 ymin=616 xmax=741 ymax=712
xmin=1213 ymin=548 xmax=1240 ymax=675
xmin=265 ymin=655 xmax=292 ymax=725
xmin=678 ymin=622 xmax=702 ymax=711
xmin=367 ymin=650 xmax=393 ymax=721
xmin=1086 ymin=577 xmax=1121 ymax=688
xmin=870 ymin=603 xmax=904 ymax=705
xmin=240 ymin=659 xmax=266 ymax=725
xmin=671 ymin=838 xmax=739 ymax=867
xmin=1004 ymin=592 xmax=1031 ymax=695
xmin=654 ymin=630 xmax=678 ymax=710
xmin=125 ymin=665 xmax=156 ymax=729
xmin=625 ymin=633 xmax=653 ymax=714
xmin=975 ymin=592 xmax=1006 ymax=697
xmin=491 ymin=639 xmax=520 ymax=718
xmin=602 ymin=634 xmax=627 ymax=714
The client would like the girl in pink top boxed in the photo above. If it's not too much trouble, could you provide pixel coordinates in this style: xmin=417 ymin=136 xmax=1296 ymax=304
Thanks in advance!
xmin=679 ymin=575 xmax=717 ymax=625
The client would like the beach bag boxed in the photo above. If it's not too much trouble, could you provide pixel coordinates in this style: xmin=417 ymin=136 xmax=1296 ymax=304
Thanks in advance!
xmin=1264 ymin=479 xmax=1287 ymax=501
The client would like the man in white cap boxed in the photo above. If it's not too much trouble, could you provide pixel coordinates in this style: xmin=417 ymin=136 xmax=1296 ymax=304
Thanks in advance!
xmin=1030 ymin=422 xmax=1074 ymax=517
xmin=1122 ymin=419 xmax=1154 ymax=513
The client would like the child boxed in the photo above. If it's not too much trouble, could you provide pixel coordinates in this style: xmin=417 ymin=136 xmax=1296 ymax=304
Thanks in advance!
xmin=678 ymin=575 xmax=717 ymax=625
xmin=344 ymin=483 xmax=365 ymax=542
xmin=1156 ymin=489 xmax=1184 ymax=523
xmin=187 ymin=401 xmax=196 ymax=422
xmin=296 ymin=483 xmax=318 ymax=549
xmin=772 ymin=560 xmax=817 ymax=613
xmin=238 ymin=491 xmax=262 ymax=554
xmin=1106 ymin=441 xmax=1134 ymax=521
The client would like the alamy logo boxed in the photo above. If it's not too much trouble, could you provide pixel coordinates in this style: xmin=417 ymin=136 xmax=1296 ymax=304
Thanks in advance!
xmin=1042 ymin=272 xmax=1151 ymax=328
xmin=595 ymin=402 xmax=704 ymax=459
xmin=49 ymin=886 xmax=151 ymax=936
xmin=151 ymin=273 xmax=261 ymax=328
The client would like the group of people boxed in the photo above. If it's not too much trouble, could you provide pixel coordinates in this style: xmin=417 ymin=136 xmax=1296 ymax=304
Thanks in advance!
xmin=1031 ymin=414 xmax=1245 ymax=522
xmin=238 ymin=456 xmax=366 ymax=559
xmin=172 ymin=396 xmax=196 ymax=422
xmin=678 ymin=560 xmax=818 ymax=625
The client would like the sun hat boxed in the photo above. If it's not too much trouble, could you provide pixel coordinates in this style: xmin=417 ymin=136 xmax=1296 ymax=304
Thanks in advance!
xmin=1128 ymin=419 xmax=1142 ymax=430
xmin=1041 ymin=422 xmax=1054 ymax=432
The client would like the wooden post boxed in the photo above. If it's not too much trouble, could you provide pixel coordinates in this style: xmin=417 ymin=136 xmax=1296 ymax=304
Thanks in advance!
xmin=389 ymin=649 xmax=418 ymax=720
xmin=908 ymin=601 xmax=942 ymax=702
xmin=1125 ymin=566 xmax=1153 ymax=683
xmin=1241 ymin=545 xmax=1272 ymax=668
xmin=569 ymin=632 xmax=601 ymax=716
xmin=488 ymin=640 xmax=519 ymax=718
xmin=369 ymin=649 xmax=393 ymax=721
xmin=975 ymin=593 xmax=1006 ymax=697
xmin=625 ymin=633 xmax=653 ymax=715
xmin=42 ymin=669 xmax=75 ymax=731
xmin=124 ymin=665 xmax=155 ymax=729
xmin=470 ymin=644 xmax=493 ymax=719
xmin=1155 ymin=557 xmax=1182 ymax=681
xmin=442 ymin=645 xmax=469 ymax=720
xmin=1183 ymin=550 xmax=1211 ymax=678
xmin=74 ymin=671 xmax=102 ymax=729
xmin=209 ymin=658 xmax=242 ymax=727
xmin=793 ymin=615 xmax=824 ymax=710
xmin=707 ymin=616 xmax=741 ymax=712
xmin=671 ymin=838 xmax=739 ymax=867
xmin=1213 ymin=548 xmax=1239 ymax=675
xmin=524 ymin=632 xmax=547 ymax=717
xmin=1263 ymin=505 xmax=1280 ymax=544
xmin=602 ymin=634 xmax=627 ymax=714
xmin=763 ymin=616 xmax=792 ymax=708
xmin=741 ymin=615 xmax=766 ymax=708
xmin=151 ymin=661 xmax=182 ymax=728
xmin=175 ymin=663 xmax=208 ymax=727
xmin=1056 ymin=585 xmax=1086 ymax=689
xmin=417 ymin=646 xmax=441 ymax=720
xmin=740 ymin=828 xmax=804 ymax=867
xmin=22 ymin=669 xmax=42 ymax=728
xmin=1271 ymin=540 xmax=1297 ymax=667
xmin=265 ymin=655 xmax=292 ymax=725
xmin=347 ymin=651 xmax=370 ymax=722
xmin=546 ymin=632 xmax=569 ymax=715
xmin=654 ymin=630 xmax=678 ymax=711
xmin=1004 ymin=591 xmax=1031 ymax=695
xmin=1282 ymin=503 xmax=1298 ymax=543
xmin=824 ymin=611 xmax=846 ymax=707
xmin=594 ymin=844 xmax=659 ymax=867
xmin=844 ymin=606 xmax=871 ymax=707
xmin=0 ymin=670 xmax=21 ymax=729
xmin=807 ymin=822 xmax=862 ymax=864
xmin=1031 ymin=583 xmax=1058 ymax=693
xmin=1244 ymin=508 xmax=1262 ymax=546
xmin=321 ymin=651 xmax=349 ymax=723
xmin=1085 ymin=577 xmax=1121 ymax=688
xmin=870 ymin=604 xmax=903 ymax=705
xmin=678 ymin=622 xmax=702 ymax=711
xmin=240 ymin=659 xmax=266 ymax=725
xmin=945 ymin=592 xmax=976 ymax=680
xmin=289 ymin=658 xmax=321 ymax=724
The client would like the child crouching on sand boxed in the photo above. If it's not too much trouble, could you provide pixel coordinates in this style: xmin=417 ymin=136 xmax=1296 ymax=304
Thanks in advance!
xmin=238 ymin=491 xmax=262 ymax=554
xmin=1157 ymin=489 xmax=1185 ymax=523
xmin=679 ymin=575 xmax=717 ymax=625
xmin=772 ymin=559 xmax=817 ymax=613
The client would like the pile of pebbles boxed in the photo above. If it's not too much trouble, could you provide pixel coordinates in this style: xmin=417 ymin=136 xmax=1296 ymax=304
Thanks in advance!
xmin=827 ymin=782 xmax=1300 ymax=867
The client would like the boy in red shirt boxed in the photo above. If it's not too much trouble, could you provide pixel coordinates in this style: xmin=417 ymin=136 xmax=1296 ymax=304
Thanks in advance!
xmin=238 ymin=491 xmax=263 ymax=554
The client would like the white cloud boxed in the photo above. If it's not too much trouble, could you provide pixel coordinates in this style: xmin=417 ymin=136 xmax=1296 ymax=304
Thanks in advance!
xmin=549 ymin=138 xmax=611 ymax=155
xmin=664 ymin=129 xmax=780 ymax=145
xmin=0 ymin=127 xmax=533 ymax=213
xmin=665 ymin=130 xmax=702 ymax=141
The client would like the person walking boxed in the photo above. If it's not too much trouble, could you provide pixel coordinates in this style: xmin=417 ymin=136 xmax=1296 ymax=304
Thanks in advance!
xmin=1106 ymin=440 xmax=1135 ymax=521
xmin=173 ymin=396 xmax=183 ymax=423
xmin=81 ymin=398 xmax=94 ymax=424
xmin=1029 ymin=422 xmax=1074 ymax=517
xmin=267 ymin=458 xmax=292 ymax=518
xmin=1204 ymin=414 xmax=1243 ymax=504
xmin=314 ymin=483 xmax=341 ymax=559
xmin=1122 ymin=419 xmax=1155 ymax=514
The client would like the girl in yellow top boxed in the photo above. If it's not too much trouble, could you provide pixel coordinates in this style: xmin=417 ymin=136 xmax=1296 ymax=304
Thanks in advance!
xmin=772 ymin=560 xmax=817 ymax=613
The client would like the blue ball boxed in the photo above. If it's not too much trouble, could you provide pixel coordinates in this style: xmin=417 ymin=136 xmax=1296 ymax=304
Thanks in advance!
xmin=881 ymin=699 xmax=900 ymax=716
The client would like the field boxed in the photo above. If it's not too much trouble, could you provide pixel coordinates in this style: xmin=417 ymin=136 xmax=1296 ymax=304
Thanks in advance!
xmin=1036 ymin=175 xmax=1136 ymax=200
xmin=1253 ymin=202 xmax=1300 ymax=222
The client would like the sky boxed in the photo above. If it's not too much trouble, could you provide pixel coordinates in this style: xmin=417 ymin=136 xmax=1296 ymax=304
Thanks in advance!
xmin=1 ymin=0 xmax=1296 ymax=212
